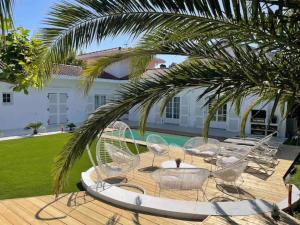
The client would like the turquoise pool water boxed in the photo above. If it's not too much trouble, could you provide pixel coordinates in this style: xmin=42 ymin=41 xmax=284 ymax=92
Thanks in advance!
xmin=123 ymin=129 xmax=191 ymax=147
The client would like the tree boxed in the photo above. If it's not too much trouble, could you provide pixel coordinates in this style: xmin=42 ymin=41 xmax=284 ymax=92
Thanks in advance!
xmin=0 ymin=28 xmax=47 ymax=93
xmin=0 ymin=1 xmax=50 ymax=92
xmin=41 ymin=0 xmax=300 ymax=195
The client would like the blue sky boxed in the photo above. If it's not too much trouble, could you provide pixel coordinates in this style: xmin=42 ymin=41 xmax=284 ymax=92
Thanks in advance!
xmin=13 ymin=0 xmax=185 ymax=66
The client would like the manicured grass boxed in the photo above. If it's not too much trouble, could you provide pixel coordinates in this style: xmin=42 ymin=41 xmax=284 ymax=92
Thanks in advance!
xmin=288 ymin=155 xmax=300 ymax=220
xmin=0 ymin=133 xmax=147 ymax=200
xmin=289 ymin=164 xmax=300 ymax=189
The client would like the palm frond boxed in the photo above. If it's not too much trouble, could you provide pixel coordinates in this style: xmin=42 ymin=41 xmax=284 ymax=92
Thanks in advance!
xmin=42 ymin=0 xmax=300 ymax=75
xmin=202 ymin=91 xmax=236 ymax=139
xmin=48 ymin=0 xmax=300 ymax=195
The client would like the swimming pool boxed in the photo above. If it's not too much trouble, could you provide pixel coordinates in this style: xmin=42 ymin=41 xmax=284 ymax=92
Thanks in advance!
xmin=122 ymin=129 xmax=191 ymax=147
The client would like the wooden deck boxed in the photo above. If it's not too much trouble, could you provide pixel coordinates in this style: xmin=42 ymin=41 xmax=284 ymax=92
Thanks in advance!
xmin=91 ymin=145 xmax=298 ymax=204
xmin=0 ymin=145 xmax=300 ymax=224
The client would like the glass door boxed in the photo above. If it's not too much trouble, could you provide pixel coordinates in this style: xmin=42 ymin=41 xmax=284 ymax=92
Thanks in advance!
xmin=165 ymin=97 xmax=180 ymax=124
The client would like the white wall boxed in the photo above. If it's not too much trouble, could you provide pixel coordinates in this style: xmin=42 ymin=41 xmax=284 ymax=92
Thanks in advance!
xmin=0 ymin=76 xmax=125 ymax=130
xmin=0 ymin=75 xmax=287 ymax=138
xmin=129 ymin=88 xmax=287 ymax=137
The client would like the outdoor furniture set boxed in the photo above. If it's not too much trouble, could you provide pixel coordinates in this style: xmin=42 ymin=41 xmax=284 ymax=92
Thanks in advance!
xmin=86 ymin=121 xmax=280 ymax=201
xmin=146 ymin=131 xmax=279 ymax=200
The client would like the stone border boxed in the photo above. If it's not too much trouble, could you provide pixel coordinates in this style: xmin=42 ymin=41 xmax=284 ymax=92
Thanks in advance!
xmin=0 ymin=131 xmax=64 ymax=142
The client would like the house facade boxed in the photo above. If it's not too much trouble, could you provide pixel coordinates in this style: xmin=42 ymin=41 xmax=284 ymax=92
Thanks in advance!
xmin=0 ymin=48 xmax=287 ymax=137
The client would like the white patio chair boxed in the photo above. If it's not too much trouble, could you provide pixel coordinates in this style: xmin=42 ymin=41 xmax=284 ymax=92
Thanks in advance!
xmin=146 ymin=134 xmax=170 ymax=166
xmin=152 ymin=168 xmax=210 ymax=200
xmin=183 ymin=137 xmax=220 ymax=163
xmin=223 ymin=134 xmax=279 ymax=174
xmin=224 ymin=131 xmax=279 ymax=148
xmin=216 ymin=145 xmax=251 ymax=168
xmin=86 ymin=121 xmax=140 ymax=188
xmin=221 ymin=141 xmax=278 ymax=175
xmin=248 ymin=141 xmax=279 ymax=172
xmin=212 ymin=160 xmax=248 ymax=198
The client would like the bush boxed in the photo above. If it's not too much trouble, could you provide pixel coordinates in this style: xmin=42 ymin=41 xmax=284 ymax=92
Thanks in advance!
xmin=66 ymin=123 xmax=76 ymax=131
xmin=24 ymin=122 xmax=43 ymax=135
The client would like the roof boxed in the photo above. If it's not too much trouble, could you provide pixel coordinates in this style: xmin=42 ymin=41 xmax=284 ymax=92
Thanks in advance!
xmin=57 ymin=47 xmax=167 ymax=80
xmin=57 ymin=64 xmax=82 ymax=76
xmin=141 ymin=68 xmax=168 ymax=80
xmin=77 ymin=47 xmax=166 ymax=67
xmin=77 ymin=47 xmax=128 ymax=60
xmin=100 ymin=71 xmax=129 ymax=80
xmin=57 ymin=64 xmax=129 ymax=80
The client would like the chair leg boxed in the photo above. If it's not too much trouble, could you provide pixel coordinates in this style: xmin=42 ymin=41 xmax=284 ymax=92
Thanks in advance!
xmin=233 ymin=182 xmax=241 ymax=199
xmin=152 ymin=154 xmax=156 ymax=167
xmin=202 ymin=189 xmax=208 ymax=201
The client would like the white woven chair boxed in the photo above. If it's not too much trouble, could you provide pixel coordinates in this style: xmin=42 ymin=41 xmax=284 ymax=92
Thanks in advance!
xmin=146 ymin=134 xmax=170 ymax=166
xmin=225 ymin=131 xmax=279 ymax=148
xmin=216 ymin=145 xmax=251 ymax=168
xmin=183 ymin=137 xmax=220 ymax=163
xmin=152 ymin=168 xmax=210 ymax=200
xmin=212 ymin=160 xmax=248 ymax=198
xmin=222 ymin=134 xmax=279 ymax=174
xmin=249 ymin=140 xmax=279 ymax=172
xmin=86 ymin=121 xmax=140 ymax=186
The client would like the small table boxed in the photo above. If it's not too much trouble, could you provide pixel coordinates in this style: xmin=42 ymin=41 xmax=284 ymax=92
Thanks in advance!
xmin=160 ymin=160 xmax=196 ymax=169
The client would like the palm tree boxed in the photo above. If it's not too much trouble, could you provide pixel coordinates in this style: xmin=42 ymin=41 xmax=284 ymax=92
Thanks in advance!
xmin=41 ymin=0 xmax=300 ymax=195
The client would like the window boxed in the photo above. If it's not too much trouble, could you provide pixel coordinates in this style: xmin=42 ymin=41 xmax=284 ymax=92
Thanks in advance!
xmin=208 ymin=102 xmax=227 ymax=122
xmin=2 ymin=93 xmax=12 ymax=104
xmin=95 ymin=95 xmax=106 ymax=109
xmin=166 ymin=97 xmax=180 ymax=119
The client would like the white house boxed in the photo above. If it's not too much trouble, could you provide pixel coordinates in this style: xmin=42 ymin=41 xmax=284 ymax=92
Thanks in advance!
xmin=0 ymin=47 xmax=287 ymax=138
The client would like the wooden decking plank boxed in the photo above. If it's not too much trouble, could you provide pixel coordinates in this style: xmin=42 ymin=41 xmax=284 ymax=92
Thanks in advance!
xmin=87 ymin=195 xmax=194 ymax=225
xmin=0 ymin=213 xmax=12 ymax=225
xmin=38 ymin=195 xmax=111 ymax=225
xmin=0 ymin=202 xmax=31 ymax=225
xmin=28 ymin=197 xmax=83 ymax=225
xmin=12 ymin=198 xmax=62 ymax=225
xmin=62 ymin=195 xmax=133 ymax=225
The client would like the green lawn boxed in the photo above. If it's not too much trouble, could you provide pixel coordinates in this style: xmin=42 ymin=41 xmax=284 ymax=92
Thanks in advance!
xmin=289 ymin=164 xmax=300 ymax=189
xmin=0 ymin=133 xmax=147 ymax=200
xmin=288 ymin=156 xmax=300 ymax=220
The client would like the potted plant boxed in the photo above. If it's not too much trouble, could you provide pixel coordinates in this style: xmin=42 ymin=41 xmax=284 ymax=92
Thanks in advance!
xmin=66 ymin=123 xmax=76 ymax=132
xmin=24 ymin=122 xmax=43 ymax=135
xmin=271 ymin=204 xmax=280 ymax=221
xmin=175 ymin=158 xmax=182 ymax=168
